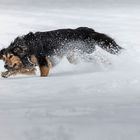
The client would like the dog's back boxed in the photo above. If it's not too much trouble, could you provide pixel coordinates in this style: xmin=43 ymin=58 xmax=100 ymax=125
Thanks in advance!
xmin=23 ymin=27 xmax=96 ymax=56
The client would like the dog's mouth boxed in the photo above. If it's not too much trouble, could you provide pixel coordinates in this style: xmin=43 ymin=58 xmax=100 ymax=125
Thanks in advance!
xmin=4 ymin=63 xmax=23 ymax=71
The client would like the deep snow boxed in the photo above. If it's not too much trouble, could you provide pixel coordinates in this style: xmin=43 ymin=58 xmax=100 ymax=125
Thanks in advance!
xmin=0 ymin=3 xmax=140 ymax=140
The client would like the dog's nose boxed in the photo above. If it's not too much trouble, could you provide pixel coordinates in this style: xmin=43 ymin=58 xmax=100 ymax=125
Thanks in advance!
xmin=4 ymin=64 xmax=9 ymax=69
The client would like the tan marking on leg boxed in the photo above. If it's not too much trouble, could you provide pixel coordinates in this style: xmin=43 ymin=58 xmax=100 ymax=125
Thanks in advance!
xmin=30 ymin=55 xmax=38 ymax=64
xmin=40 ymin=66 xmax=50 ymax=77
xmin=39 ymin=57 xmax=52 ymax=77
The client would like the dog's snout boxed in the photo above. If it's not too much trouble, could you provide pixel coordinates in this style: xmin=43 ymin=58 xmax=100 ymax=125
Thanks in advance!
xmin=4 ymin=64 xmax=13 ymax=70
xmin=4 ymin=64 xmax=9 ymax=69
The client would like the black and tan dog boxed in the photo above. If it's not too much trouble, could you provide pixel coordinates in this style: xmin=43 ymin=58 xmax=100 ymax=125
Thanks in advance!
xmin=0 ymin=27 xmax=122 ymax=78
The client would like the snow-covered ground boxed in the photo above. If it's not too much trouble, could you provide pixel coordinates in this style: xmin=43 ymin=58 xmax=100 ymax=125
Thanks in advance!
xmin=0 ymin=2 xmax=140 ymax=140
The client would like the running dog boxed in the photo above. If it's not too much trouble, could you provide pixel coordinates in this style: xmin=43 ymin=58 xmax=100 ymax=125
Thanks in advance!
xmin=0 ymin=27 xmax=122 ymax=78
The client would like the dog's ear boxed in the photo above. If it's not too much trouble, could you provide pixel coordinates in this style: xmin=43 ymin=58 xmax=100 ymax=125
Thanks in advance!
xmin=0 ymin=48 xmax=6 ymax=59
xmin=13 ymin=46 xmax=28 ymax=57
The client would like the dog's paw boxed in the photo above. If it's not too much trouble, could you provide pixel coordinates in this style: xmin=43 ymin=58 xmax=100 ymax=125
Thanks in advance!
xmin=1 ymin=71 xmax=10 ymax=78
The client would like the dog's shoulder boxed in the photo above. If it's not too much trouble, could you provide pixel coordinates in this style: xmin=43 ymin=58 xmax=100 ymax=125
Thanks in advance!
xmin=9 ymin=36 xmax=23 ymax=48
xmin=23 ymin=32 xmax=36 ymax=41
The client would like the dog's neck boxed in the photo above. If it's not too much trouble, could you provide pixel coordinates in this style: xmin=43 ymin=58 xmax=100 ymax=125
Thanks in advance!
xmin=21 ymin=55 xmax=37 ymax=68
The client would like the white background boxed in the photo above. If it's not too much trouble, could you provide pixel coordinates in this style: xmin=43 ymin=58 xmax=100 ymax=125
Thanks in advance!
xmin=0 ymin=1 xmax=140 ymax=140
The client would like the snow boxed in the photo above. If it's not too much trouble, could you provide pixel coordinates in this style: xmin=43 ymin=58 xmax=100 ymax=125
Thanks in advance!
xmin=0 ymin=2 xmax=140 ymax=140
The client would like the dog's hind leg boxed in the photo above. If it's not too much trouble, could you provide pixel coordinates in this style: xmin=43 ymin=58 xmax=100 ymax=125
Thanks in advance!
xmin=67 ymin=55 xmax=79 ymax=64
xmin=66 ymin=51 xmax=81 ymax=64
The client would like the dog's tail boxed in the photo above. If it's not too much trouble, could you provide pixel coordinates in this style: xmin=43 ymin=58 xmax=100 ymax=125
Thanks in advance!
xmin=93 ymin=32 xmax=123 ymax=55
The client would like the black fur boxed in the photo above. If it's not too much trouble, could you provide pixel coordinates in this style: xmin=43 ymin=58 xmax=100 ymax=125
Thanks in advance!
xmin=1 ymin=27 xmax=122 ymax=69
xmin=0 ymin=48 xmax=6 ymax=59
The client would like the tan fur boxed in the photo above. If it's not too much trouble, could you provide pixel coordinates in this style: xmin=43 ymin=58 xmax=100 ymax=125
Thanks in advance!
xmin=1 ymin=53 xmax=37 ymax=78
xmin=30 ymin=55 xmax=38 ymax=64
xmin=39 ymin=66 xmax=50 ymax=77
xmin=1 ymin=68 xmax=36 ymax=78
xmin=3 ymin=53 xmax=22 ymax=69
xmin=39 ymin=57 xmax=52 ymax=77
xmin=30 ymin=55 xmax=52 ymax=77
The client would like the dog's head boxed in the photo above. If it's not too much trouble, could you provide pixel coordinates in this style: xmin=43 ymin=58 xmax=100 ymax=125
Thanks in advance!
xmin=0 ymin=48 xmax=23 ymax=70
xmin=0 ymin=36 xmax=36 ymax=70
xmin=0 ymin=37 xmax=30 ymax=70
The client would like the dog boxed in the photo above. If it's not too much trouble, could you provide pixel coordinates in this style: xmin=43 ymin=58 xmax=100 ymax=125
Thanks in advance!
xmin=0 ymin=27 xmax=123 ymax=78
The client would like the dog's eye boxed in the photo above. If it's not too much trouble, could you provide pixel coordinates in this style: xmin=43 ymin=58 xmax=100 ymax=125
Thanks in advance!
xmin=9 ymin=55 xmax=13 ymax=59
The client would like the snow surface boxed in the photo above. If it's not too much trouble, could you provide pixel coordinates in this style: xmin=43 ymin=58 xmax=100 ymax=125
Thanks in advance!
xmin=0 ymin=2 xmax=140 ymax=140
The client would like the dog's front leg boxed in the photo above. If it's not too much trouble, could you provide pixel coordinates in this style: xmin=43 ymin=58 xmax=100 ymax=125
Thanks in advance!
xmin=1 ymin=71 xmax=10 ymax=78
xmin=1 ymin=70 xmax=17 ymax=78
xmin=37 ymin=56 xmax=51 ymax=77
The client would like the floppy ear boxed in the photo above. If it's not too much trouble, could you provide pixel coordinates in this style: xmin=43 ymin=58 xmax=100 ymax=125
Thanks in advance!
xmin=0 ymin=48 xmax=6 ymax=60
xmin=13 ymin=46 xmax=28 ymax=56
